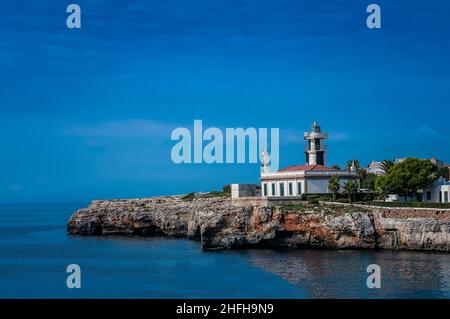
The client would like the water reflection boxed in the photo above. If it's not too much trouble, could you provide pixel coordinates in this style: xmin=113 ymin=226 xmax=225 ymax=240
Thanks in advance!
xmin=245 ymin=249 xmax=450 ymax=298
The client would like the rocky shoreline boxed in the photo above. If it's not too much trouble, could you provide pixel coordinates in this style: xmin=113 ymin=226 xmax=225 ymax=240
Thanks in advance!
xmin=67 ymin=195 xmax=450 ymax=252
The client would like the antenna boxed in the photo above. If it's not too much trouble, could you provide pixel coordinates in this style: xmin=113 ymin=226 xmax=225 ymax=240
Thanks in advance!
xmin=261 ymin=149 xmax=269 ymax=174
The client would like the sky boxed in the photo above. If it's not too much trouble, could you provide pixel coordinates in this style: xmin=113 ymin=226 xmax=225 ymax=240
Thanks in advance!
xmin=0 ymin=0 xmax=449 ymax=203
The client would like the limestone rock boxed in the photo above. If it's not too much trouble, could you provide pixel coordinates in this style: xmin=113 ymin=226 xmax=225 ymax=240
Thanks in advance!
xmin=67 ymin=196 xmax=450 ymax=252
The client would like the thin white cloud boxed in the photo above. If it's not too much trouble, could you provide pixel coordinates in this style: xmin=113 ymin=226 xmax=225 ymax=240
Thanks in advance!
xmin=415 ymin=125 xmax=446 ymax=141
xmin=64 ymin=119 xmax=176 ymax=139
xmin=329 ymin=132 xmax=349 ymax=141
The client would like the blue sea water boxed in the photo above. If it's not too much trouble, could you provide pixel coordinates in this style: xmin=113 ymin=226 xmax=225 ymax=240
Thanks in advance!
xmin=0 ymin=203 xmax=449 ymax=299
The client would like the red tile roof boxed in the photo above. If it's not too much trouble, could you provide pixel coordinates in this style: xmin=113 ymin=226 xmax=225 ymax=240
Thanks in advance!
xmin=278 ymin=164 xmax=337 ymax=172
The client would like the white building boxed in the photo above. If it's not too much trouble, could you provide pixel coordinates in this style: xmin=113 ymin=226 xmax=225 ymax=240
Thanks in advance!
xmin=261 ymin=122 xmax=358 ymax=197
xmin=231 ymin=184 xmax=256 ymax=199
xmin=422 ymin=178 xmax=450 ymax=203
xmin=366 ymin=161 xmax=385 ymax=175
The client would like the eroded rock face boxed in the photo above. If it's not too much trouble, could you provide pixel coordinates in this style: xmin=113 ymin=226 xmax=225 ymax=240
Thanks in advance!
xmin=375 ymin=216 xmax=450 ymax=251
xmin=67 ymin=196 xmax=450 ymax=252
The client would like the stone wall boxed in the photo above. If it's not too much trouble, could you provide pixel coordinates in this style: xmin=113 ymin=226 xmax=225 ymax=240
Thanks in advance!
xmin=231 ymin=197 xmax=268 ymax=207
xmin=231 ymin=197 xmax=310 ymax=207
xmin=320 ymin=201 xmax=450 ymax=220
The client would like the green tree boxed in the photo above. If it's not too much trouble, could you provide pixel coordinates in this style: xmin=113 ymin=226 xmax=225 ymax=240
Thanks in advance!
xmin=380 ymin=159 xmax=395 ymax=175
xmin=439 ymin=166 xmax=450 ymax=181
xmin=375 ymin=158 xmax=439 ymax=201
xmin=343 ymin=180 xmax=358 ymax=204
xmin=375 ymin=175 xmax=390 ymax=199
xmin=360 ymin=172 xmax=376 ymax=190
xmin=358 ymin=168 xmax=367 ymax=182
xmin=328 ymin=176 xmax=340 ymax=202
xmin=222 ymin=184 xmax=231 ymax=194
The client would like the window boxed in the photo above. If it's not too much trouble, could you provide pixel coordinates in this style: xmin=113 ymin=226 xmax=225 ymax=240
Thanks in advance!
xmin=439 ymin=191 xmax=442 ymax=203
xmin=271 ymin=183 xmax=276 ymax=196
xmin=316 ymin=151 xmax=324 ymax=165
xmin=445 ymin=191 xmax=449 ymax=203
xmin=314 ymin=139 xmax=321 ymax=150
xmin=263 ymin=183 xmax=267 ymax=197
xmin=297 ymin=182 xmax=302 ymax=195
xmin=308 ymin=140 xmax=312 ymax=151
xmin=426 ymin=191 xmax=431 ymax=201
xmin=305 ymin=153 xmax=309 ymax=164
xmin=288 ymin=182 xmax=293 ymax=196
xmin=280 ymin=183 xmax=285 ymax=196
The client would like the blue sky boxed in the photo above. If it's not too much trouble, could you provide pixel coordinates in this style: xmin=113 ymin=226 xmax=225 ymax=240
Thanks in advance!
xmin=0 ymin=0 xmax=449 ymax=203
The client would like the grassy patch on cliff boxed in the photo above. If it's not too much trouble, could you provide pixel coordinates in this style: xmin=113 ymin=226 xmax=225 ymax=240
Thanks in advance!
xmin=199 ymin=191 xmax=231 ymax=198
xmin=181 ymin=185 xmax=231 ymax=201
xmin=361 ymin=201 xmax=450 ymax=209
xmin=281 ymin=203 xmax=369 ymax=215
xmin=304 ymin=193 xmax=375 ymax=203
xmin=181 ymin=192 xmax=196 ymax=201
xmin=198 ymin=185 xmax=231 ymax=198
xmin=181 ymin=191 xmax=230 ymax=201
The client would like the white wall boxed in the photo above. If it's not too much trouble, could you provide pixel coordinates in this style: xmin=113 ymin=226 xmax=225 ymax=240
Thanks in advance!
xmin=444 ymin=186 xmax=450 ymax=203
xmin=262 ymin=178 xmax=357 ymax=196
xmin=231 ymin=184 xmax=256 ymax=199
xmin=423 ymin=184 xmax=450 ymax=203
xmin=261 ymin=180 xmax=305 ymax=197
xmin=306 ymin=178 xmax=329 ymax=194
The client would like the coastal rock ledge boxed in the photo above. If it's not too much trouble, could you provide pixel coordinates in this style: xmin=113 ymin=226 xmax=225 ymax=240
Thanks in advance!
xmin=67 ymin=196 xmax=450 ymax=251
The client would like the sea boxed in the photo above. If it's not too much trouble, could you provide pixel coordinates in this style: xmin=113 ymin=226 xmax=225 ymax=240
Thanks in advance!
xmin=0 ymin=202 xmax=449 ymax=299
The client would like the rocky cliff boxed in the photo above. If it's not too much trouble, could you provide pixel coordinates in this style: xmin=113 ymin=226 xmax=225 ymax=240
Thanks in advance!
xmin=67 ymin=195 xmax=450 ymax=251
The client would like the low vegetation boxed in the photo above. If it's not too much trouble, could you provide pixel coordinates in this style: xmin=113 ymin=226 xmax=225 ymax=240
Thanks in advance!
xmin=375 ymin=158 xmax=439 ymax=201
xmin=200 ymin=184 xmax=231 ymax=198
xmin=280 ymin=202 xmax=369 ymax=215
xmin=183 ymin=185 xmax=231 ymax=200
xmin=329 ymin=158 xmax=447 ymax=206
xmin=303 ymin=193 xmax=375 ymax=203
xmin=200 ymin=191 xmax=231 ymax=198
xmin=181 ymin=192 xmax=196 ymax=201
xmin=362 ymin=201 xmax=450 ymax=209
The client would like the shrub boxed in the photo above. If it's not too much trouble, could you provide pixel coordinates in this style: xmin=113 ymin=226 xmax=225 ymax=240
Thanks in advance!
xmin=181 ymin=192 xmax=196 ymax=201
xmin=304 ymin=194 xmax=333 ymax=202
xmin=222 ymin=184 xmax=231 ymax=194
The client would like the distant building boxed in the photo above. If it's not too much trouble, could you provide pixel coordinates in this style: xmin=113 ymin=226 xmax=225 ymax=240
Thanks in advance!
xmin=430 ymin=157 xmax=445 ymax=167
xmin=422 ymin=178 xmax=450 ymax=203
xmin=231 ymin=184 xmax=256 ymax=199
xmin=395 ymin=157 xmax=406 ymax=164
xmin=366 ymin=161 xmax=385 ymax=175
xmin=444 ymin=164 xmax=450 ymax=181
xmin=260 ymin=122 xmax=358 ymax=197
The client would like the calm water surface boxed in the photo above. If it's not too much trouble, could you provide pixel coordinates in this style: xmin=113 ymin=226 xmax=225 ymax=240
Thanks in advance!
xmin=0 ymin=203 xmax=449 ymax=298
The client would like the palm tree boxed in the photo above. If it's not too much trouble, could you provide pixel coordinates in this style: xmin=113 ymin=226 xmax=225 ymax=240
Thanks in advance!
xmin=380 ymin=159 xmax=395 ymax=175
xmin=343 ymin=180 xmax=358 ymax=204
xmin=331 ymin=164 xmax=341 ymax=171
xmin=375 ymin=176 xmax=389 ymax=200
xmin=345 ymin=160 xmax=360 ymax=172
xmin=328 ymin=176 xmax=340 ymax=202
xmin=442 ymin=166 xmax=450 ymax=181
xmin=358 ymin=168 xmax=367 ymax=181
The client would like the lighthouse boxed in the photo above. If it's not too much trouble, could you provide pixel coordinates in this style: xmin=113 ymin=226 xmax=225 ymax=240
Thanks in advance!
xmin=258 ymin=121 xmax=358 ymax=198
xmin=303 ymin=122 xmax=328 ymax=166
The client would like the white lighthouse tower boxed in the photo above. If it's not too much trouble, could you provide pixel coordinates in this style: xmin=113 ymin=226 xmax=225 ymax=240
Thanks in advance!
xmin=258 ymin=121 xmax=358 ymax=199
xmin=303 ymin=121 xmax=328 ymax=166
